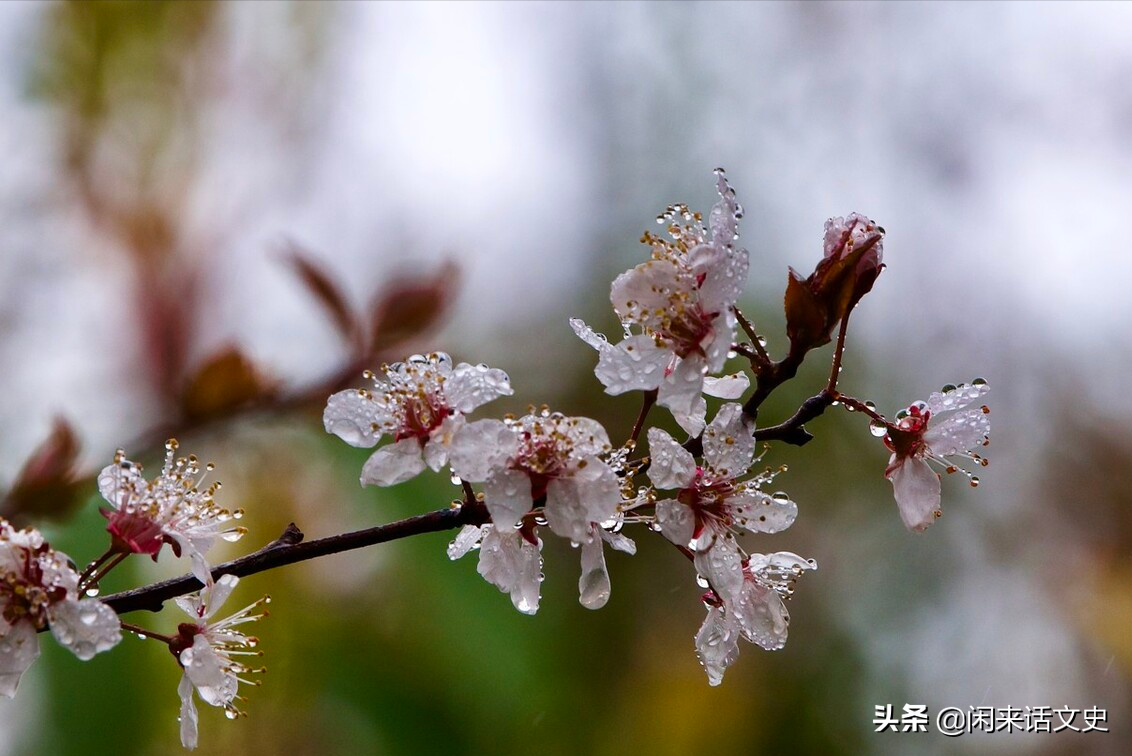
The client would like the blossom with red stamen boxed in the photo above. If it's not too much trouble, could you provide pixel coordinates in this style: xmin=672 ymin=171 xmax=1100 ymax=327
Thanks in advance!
xmin=324 ymin=352 xmax=512 ymax=487
xmin=882 ymin=380 xmax=991 ymax=532
xmin=648 ymin=403 xmax=797 ymax=602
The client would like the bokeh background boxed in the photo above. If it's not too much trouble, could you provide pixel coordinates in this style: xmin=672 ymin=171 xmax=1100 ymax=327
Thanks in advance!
xmin=1 ymin=1 xmax=1131 ymax=754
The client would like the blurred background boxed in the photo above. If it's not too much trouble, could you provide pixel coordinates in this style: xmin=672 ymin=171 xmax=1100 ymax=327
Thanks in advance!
xmin=1 ymin=1 xmax=1130 ymax=754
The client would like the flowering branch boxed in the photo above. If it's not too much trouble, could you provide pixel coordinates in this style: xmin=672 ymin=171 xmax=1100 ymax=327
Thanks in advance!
xmin=1 ymin=169 xmax=994 ymax=749
xmin=102 ymin=501 xmax=489 ymax=616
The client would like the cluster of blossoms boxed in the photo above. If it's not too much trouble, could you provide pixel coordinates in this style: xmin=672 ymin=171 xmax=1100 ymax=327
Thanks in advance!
xmin=325 ymin=169 xmax=991 ymax=685
xmin=2 ymin=441 xmax=268 ymax=750
xmin=0 ymin=519 xmax=121 ymax=696
xmin=3 ymin=167 xmax=994 ymax=748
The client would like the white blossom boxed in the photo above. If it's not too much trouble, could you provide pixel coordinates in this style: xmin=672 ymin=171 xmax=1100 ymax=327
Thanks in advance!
xmin=324 ymin=352 xmax=512 ymax=487
xmin=883 ymin=380 xmax=991 ymax=532
xmin=447 ymin=524 xmax=543 ymax=615
xmin=571 ymin=170 xmax=750 ymax=435
xmin=0 ymin=519 xmax=121 ymax=698
xmin=98 ymin=440 xmax=244 ymax=587
xmin=695 ymin=552 xmax=816 ymax=686
xmin=172 ymin=574 xmax=267 ymax=749
xmin=648 ymin=403 xmax=797 ymax=602
xmin=449 ymin=409 xmax=620 ymax=546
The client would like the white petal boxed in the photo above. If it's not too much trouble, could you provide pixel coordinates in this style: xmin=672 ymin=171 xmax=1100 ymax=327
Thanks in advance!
xmin=0 ymin=619 xmax=39 ymax=698
xmin=96 ymin=459 xmax=146 ymax=510
xmin=448 ymin=419 xmax=518 ymax=482
xmin=477 ymin=527 xmax=543 ymax=615
xmin=694 ymin=539 xmax=745 ymax=603
xmin=483 ymin=468 xmax=533 ymax=530
xmin=611 ymin=258 xmax=684 ymax=322
xmin=445 ymin=363 xmax=513 ymax=413
xmin=360 ymin=437 xmax=427 ymax=487
xmin=593 ymin=335 xmax=670 ymax=394
xmin=545 ymin=462 xmax=620 ymax=544
xmin=691 ymin=244 xmax=748 ymax=313
xmin=703 ymin=310 xmax=738 ymax=374
xmin=709 ymin=170 xmax=741 ymax=249
xmin=47 ymin=599 xmax=121 ymax=661
xmin=695 ymin=606 xmax=741 ymax=687
xmin=702 ymin=403 xmax=755 ymax=480
xmin=563 ymin=418 xmax=613 ymax=458
xmin=658 ymin=354 xmax=707 ymax=436
xmin=655 ymin=499 xmax=694 ymax=547
xmin=730 ymin=491 xmax=797 ymax=534
xmin=423 ymin=414 xmax=465 ymax=471
xmin=926 ymin=381 xmax=989 ymax=415
xmin=178 ymin=673 xmax=199 ymax=750
xmin=702 ymin=372 xmax=749 ymax=399
xmin=887 ymin=457 xmax=941 ymax=533
xmin=599 ymin=528 xmax=637 ymax=555
xmin=578 ymin=533 xmax=611 ymax=610
xmin=924 ymin=409 xmax=990 ymax=457
xmin=645 ymin=427 xmax=696 ymax=490
xmin=200 ymin=574 xmax=240 ymax=620
xmin=447 ymin=524 xmax=488 ymax=560
xmin=569 ymin=317 xmax=606 ymax=351
xmin=181 ymin=635 xmax=237 ymax=707
xmin=323 ymin=389 xmax=386 ymax=447
xmin=733 ymin=580 xmax=790 ymax=651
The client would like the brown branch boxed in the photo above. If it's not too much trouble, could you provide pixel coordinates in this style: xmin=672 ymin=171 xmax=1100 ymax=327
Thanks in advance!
xmin=752 ymin=390 xmax=836 ymax=447
xmin=102 ymin=501 xmax=489 ymax=616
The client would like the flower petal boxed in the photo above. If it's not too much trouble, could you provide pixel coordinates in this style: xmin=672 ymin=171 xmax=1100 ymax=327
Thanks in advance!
xmin=733 ymin=580 xmax=790 ymax=651
xmin=578 ymin=533 xmax=611 ymax=610
xmin=924 ymin=409 xmax=990 ymax=457
xmin=655 ymin=498 xmax=694 ymax=547
xmin=887 ymin=457 xmax=941 ymax=532
xmin=181 ymin=634 xmax=237 ymax=707
xmin=445 ymin=363 xmax=513 ymax=413
xmin=694 ymin=539 xmax=745 ymax=603
xmin=360 ymin=437 xmax=427 ymax=487
xmin=593 ymin=334 xmax=671 ymax=394
xmin=691 ymin=244 xmax=748 ymax=314
xmin=926 ymin=381 xmax=989 ymax=414
xmin=97 ymin=458 xmax=147 ymax=510
xmin=730 ymin=491 xmax=797 ymax=535
xmin=178 ymin=673 xmax=199 ymax=750
xmin=423 ymin=414 xmax=465 ymax=471
xmin=0 ymin=619 xmax=39 ymax=699
xmin=47 ymin=599 xmax=122 ymax=661
xmin=483 ymin=468 xmax=534 ymax=530
xmin=645 ymin=427 xmax=696 ymax=490
xmin=323 ymin=389 xmax=386 ymax=448
xmin=477 ymin=527 xmax=543 ymax=615
xmin=448 ymin=419 xmax=518 ymax=482
xmin=702 ymin=372 xmax=749 ymax=399
xmin=546 ymin=463 xmax=620 ymax=544
xmin=695 ymin=605 xmax=741 ymax=687
xmin=611 ymin=258 xmax=685 ymax=324
xmin=447 ymin=524 xmax=488 ymax=560
xmin=702 ymin=403 xmax=755 ymax=480
xmin=658 ymin=354 xmax=707 ymax=436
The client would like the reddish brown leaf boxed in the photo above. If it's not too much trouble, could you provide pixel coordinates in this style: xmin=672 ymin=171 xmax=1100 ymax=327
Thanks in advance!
xmin=1 ymin=418 xmax=83 ymax=522
xmin=783 ymin=267 xmax=830 ymax=354
xmin=369 ymin=261 xmax=459 ymax=357
xmin=180 ymin=347 xmax=274 ymax=422
xmin=282 ymin=245 xmax=359 ymax=345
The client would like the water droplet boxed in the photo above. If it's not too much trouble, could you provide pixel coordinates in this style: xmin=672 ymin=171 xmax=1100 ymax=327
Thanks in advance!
xmin=869 ymin=420 xmax=888 ymax=437
xmin=972 ymin=377 xmax=988 ymax=387
xmin=941 ymin=383 xmax=957 ymax=394
xmin=85 ymin=586 xmax=100 ymax=597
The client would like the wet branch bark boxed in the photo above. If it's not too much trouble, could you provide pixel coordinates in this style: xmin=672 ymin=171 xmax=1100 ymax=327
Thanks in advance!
xmin=102 ymin=500 xmax=489 ymax=616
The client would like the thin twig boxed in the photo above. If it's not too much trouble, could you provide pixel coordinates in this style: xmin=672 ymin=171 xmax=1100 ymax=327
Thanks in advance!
xmin=102 ymin=501 xmax=489 ymax=616
xmin=733 ymin=307 xmax=772 ymax=369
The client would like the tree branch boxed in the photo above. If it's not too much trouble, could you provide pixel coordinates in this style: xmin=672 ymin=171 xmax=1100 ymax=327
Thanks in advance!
xmin=102 ymin=500 xmax=489 ymax=616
